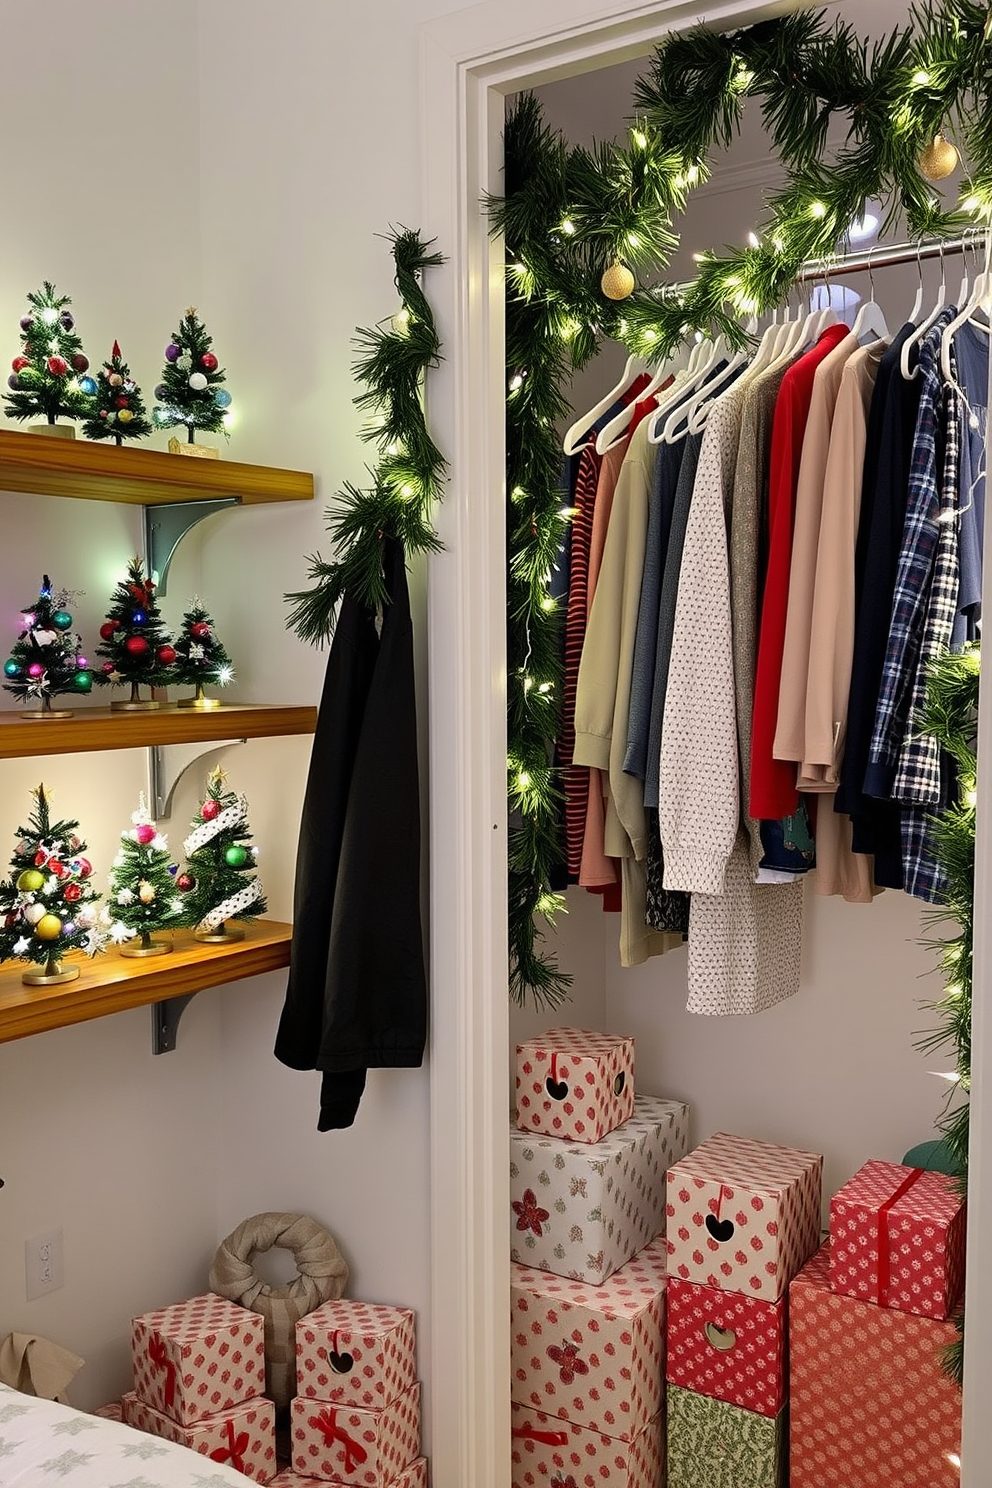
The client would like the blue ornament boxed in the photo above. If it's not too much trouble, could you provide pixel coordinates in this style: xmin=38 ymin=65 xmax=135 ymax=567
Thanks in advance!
xmin=4 ymin=659 xmax=20 ymax=678
xmin=132 ymin=610 xmax=146 ymax=625
xmin=79 ymin=376 xmax=97 ymax=395
xmin=214 ymin=389 xmax=232 ymax=409
xmin=7 ymin=374 xmax=20 ymax=390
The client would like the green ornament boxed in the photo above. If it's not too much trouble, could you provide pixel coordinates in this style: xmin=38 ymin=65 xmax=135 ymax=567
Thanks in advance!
xmin=16 ymin=868 xmax=45 ymax=892
xmin=4 ymin=659 xmax=20 ymax=677
xmin=224 ymin=845 xmax=248 ymax=868
xmin=73 ymin=670 xmax=93 ymax=692
xmin=52 ymin=610 xmax=73 ymax=629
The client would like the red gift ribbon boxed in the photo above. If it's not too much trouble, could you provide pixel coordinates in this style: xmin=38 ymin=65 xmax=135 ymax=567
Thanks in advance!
xmin=876 ymin=1166 xmax=926 ymax=1305
xmin=512 ymin=1423 xmax=569 ymax=1447
xmin=310 ymin=1407 xmax=369 ymax=1473
xmin=148 ymin=1338 xmax=176 ymax=1409
xmin=209 ymin=1418 xmax=249 ymax=1471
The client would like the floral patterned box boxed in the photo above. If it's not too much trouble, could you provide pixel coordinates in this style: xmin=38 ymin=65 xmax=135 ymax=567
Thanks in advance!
xmin=510 ymin=1234 xmax=667 ymax=1441
xmin=290 ymin=1382 xmax=420 ymax=1487
xmin=666 ymin=1383 xmax=785 ymax=1488
xmin=296 ymin=1300 xmax=417 ymax=1410
xmin=515 ymin=1026 xmax=635 ymax=1143
xmin=790 ymin=1241 xmax=961 ymax=1486
xmin=121 ymin=1389 xmax=276 ymax=1483
xmin=510 ymin=1095 xmax=690 ymax=1285
xmin=510 ymin=1401 xmax=662 ymax=1488
xmin=665 ymin=1133 xmax=822 ymax=1301
xmin=666 ymin=1276 xmax=786 ymax=1417
xmin=269 ymin=1460 xmax=427 ymax=1488
xmin=131 ymin=1291 xmax=267 ymax=1425
xmin=829 ymin=1159 xmax=966 ymax=1319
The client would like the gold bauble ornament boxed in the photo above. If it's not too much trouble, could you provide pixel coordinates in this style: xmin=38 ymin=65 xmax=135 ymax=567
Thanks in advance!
xmin=918 ymin=133 xmax=959 ymax=182
xmin=35 ymin=914 xmax=63 ymax=940
xmin=138 ymin=881 xmax=156 ymax=904
xmin=601 ymin=262 xmax=636 ymax=301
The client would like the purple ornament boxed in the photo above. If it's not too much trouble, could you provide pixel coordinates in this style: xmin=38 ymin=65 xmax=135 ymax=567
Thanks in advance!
xmin=7 ymin=374 xmax=20 ymax=390
xmin=59 ymin=310 xmax=75 ymax=330
xmin=165 ymin=343 xmax=181 ymax=363
xmin=19 ymin=315 xmax=33 ymax=332
xmin=154 ymin=383 xmax=169 ymax=400
xmin=63 ymin=921 xmax=77 ymax=936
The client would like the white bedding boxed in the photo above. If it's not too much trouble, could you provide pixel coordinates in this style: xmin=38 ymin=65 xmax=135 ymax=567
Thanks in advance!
xmin=0 ymin=1383 xmax=252 ymax=1487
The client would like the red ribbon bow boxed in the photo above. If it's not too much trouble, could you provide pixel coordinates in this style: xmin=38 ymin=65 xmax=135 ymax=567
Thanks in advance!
xmin=147 ymin=1338 xmax=176 ymax=1409
xmin=512 ymin=1423 xmax=569 ymax=1447
xmin=209 ymin=1418 xmax=249 ymax=1471
xmin=877 ymin=1166 xmax=926 ymax=1304
xmin=311 ymin=1407 xmax=369 ymax=1473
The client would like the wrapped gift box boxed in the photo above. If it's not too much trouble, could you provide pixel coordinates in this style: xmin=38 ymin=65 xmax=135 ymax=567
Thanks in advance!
xmin=666 ymin=1133 xmax=822 ymax=1300
xmin=291 ymin=1382 xmax=420 ymax=1487
xmin=510 ymin=1401 xmax=662 ymax=1488
xmin=269 ymin=1461 xmax=427 ymax=1488
xmin=515 ymin=1026 xmax=635 ymax=1143
xmin=131 ymin=1290 xmax=266 ymax=1425
xmin=666 ymin=1276 xmax=786 ymax=1417
xmin=296 ymin=1300 xmax=417 ymax=1410
xmin=511 ymin=1234 xmax=667 ymax=1440
xmin=829 ymin=1159 xmax=966 ymax=1319
xmin=667 ymin=1383 xmax=785 ymax=1488
xmin=790 ymin=1241 xmax=961 ymax=1486
xmin=92 ymin=1401 xmax=123 ymax=1421
xmin=122 ymin=1389 xmax=276 ymax=1483
xmin=510 ymin=1094 xmax=689 ymax=1285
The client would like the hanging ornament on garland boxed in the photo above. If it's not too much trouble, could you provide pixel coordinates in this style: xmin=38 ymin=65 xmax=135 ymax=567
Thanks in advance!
xmin=600 ymin=262 xmax=635 ymax=300
xmin=918 ymin=132 xmax=959 ymax=181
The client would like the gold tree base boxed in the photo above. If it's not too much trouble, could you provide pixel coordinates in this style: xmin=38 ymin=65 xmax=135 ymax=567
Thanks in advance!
xmin=111 ymin=698 xmax=161 ymax=711
xmin=120 ymin=939 xmax=174 ymax=958
xmin=22 ymin=961 xmax=79 ymax=986
xmin=177 ymin=695 xmax=222 ymax=709
xmin=21 ymin=706 xmax=74 ymax=719
xmin=195 ymin=923 xmax=245 ymax=945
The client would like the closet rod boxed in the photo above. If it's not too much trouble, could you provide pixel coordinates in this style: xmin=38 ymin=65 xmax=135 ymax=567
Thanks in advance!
xmin=792 ymin=230 xmax=987 ymax=282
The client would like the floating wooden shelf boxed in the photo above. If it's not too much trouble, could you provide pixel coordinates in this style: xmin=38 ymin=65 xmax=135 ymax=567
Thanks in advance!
xmin=0 ymin=703 xmax=317 ymax=760
xmin=0 ymin=427 xmax=314 ymax=507
xmin=0 ymin=919 xmax=293 ymax=1044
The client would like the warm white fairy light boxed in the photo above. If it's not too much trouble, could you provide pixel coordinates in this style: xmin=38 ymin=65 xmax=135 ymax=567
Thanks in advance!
xmin=559 ymin=218 xmax=576 ymax=236
xmin=747 ymin=231 xmax=761 ymax=248
xmin=810 ymin=200 xmax=828 ymax=219
xmin=509 ymin=373 xmax=524 ymax=392
xmin=911 ymin=68 xmax=932 ymax=86
xmin=631 ymin=128 xmax=647 ymax=149
xmin=41 ymin=307 xmax=58 ymax=325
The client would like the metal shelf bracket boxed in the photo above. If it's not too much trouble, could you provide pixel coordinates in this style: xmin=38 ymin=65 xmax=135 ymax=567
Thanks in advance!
xmin=152 ymin=993 xmax=197 ymax=1055
xmin=149 ymin=738 xmax=246 ymax=819
xmin=144 ymin=498 xmax=238 ymax=597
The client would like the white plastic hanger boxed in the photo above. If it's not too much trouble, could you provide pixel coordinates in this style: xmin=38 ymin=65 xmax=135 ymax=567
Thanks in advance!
xmin=646 ymin=333 xmax=729 ymax=445
xmin=901 ymin=240 xmax=947 ymax=381
xmin=849 ymin=250 xmax=890 ymax=345
xmin=562 ymin=353 xmax=649 ymax=455
xmin=940 ymin=236 xmax=992 ymax=384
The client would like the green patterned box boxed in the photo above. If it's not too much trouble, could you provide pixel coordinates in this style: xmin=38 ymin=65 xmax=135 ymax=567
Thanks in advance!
xmin=667 ymin=1384 xmax=786 ymax=1488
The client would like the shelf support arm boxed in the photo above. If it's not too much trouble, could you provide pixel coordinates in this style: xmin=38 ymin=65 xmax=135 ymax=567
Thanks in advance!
xmin=144 ymin=498 xmax=239 ymax=597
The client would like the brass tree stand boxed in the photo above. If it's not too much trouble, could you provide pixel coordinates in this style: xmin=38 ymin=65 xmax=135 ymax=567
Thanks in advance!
xmin=23 ymin=956 xmax=79 ymax=986
xmin=120 ymin=929 xmax=174 ymax=959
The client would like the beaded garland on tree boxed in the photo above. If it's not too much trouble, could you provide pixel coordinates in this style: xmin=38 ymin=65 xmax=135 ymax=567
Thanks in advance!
xmin=179 ymin=767 xmax=266 ymax=943
xmin=3 ymin=575 xmax=93 ymax=718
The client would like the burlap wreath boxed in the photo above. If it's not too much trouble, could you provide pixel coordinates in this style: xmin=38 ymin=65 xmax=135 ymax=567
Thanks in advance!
xmin=209 ymin=1212 xmax=348 ymax=1409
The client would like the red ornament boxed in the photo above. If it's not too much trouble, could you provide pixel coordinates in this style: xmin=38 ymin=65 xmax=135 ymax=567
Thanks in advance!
xmin=71 ymin=353 xmax=89 ymax=373
xmin=115 ymin=396 xmax=129 ymax=409
xmin=47 ymin=859 xmax=66 ymax=878
xmin=190 ymin=621 xmax=211 ymax=640
xmin=11 ymin=356 xmax=29 ymax=372
xmin=135 ymin=823 xmax=156 ymax=845
xmin=201 ymin=799 xmax=220 ymax=821
xmin=156 ymin=645 xmax=177 ymax=665
xmin=99 ymin=620 xmax=120 ymax=640
xmin=200 ymin=353 xmax=218 ymax=371
xmin=125 ymin=636 xmax=149 ymax=656
xmin=102 ymin=661 xmax=116 ymax=674
xmin=75 ymin=857 xmax=93 ymax=878
xmin=46 ymin=355 xmax=69 ymax=376
xmin=99 ymin=409 xmax=108 ymax=419
xmin=64 ymin=882 xmax=82 ymax=902
xmin=34 ymin=849 xmax=48 ymax=868
xmin=176 ymin=872 xmax=194 ymax=892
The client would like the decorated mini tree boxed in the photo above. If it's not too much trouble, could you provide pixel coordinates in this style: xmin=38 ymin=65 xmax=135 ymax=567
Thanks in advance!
xmin=103 ymin=794 xmax=185 ymax=957
xmin=152 ymin=307 xmax=231 ymax=445
xmin=173 ymin=598 xmax=235 ymax=708
xmin=95 ymin=557 xmax=177 ymax=708
xmin=3 ymin=575 xmax=94 ymax=717
xmin=178 ymin=766 xmax=266 ymax=942
xmin=0 ymin=785 xmax=104 ymax=984
xmin=4 ymin=282 xmax=92 ymax=429
xmin=81 ymin=340 xmax=152 ymax=445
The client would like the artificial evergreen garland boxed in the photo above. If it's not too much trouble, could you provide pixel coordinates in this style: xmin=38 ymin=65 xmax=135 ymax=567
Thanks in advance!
xmin=286 ymin=229 xmax=447 ymax=643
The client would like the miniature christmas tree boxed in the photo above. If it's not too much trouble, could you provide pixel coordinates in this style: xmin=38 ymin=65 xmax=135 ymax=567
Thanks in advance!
xmin=178 ymin=766 xmax=266 ymax=942
xmin=0 ymin=785 xmax=104 ymax=984
xmin=95 ymin=557 xmax=177 ymax=708
xmin=81 ymin=340 xmax=152 ymax=444
xmin=103 ymin=794 xmax=185 ymax=957
xmin=152 ymin=307 xmax=231 ymax=444
xmin=173 ymin=598 xmax=235 ymax=708
xmin=4 ymin=282 xmax=92 ymax=428
xmin=3 ymin=575 xmax=94 ymax=717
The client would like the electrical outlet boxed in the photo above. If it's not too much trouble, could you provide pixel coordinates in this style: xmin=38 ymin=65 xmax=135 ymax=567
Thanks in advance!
xmin=25 ymin=1227 xmax=64 ymax=1300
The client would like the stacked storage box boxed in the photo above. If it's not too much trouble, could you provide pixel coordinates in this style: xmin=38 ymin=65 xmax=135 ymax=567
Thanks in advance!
xmin=789 ymin=1159 xmax=965 ymax=1485
xmin=509 ymin=1026 xmax=690 ymax=1488
xmin=664 ymin=1133 xmax=823 ymax=1488
xmin=124 ymin=1292 xmax=276 ymax=1481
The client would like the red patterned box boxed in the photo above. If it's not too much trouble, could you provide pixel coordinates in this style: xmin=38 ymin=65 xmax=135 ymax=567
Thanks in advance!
xmin=92 ymin=1401 xmax=123 ymax=1421
xmin=122 ymin=1389 xmax=276 ymax=1482
xmin=510 ymin=1401 xmax=663 ymax=1488
xmin=269 ymin=1461 xmax=428 ymax=1488
xmin=515 ymin=1026 xmax=635 ymax=1143
xmin=829 ymin=1159 xmax=966 ymax=1319
xmin=666 ymin=1133 xmax=822 ymax=1300
xmin=296 ymin=1300 xmax=417 ymax=1410
xmin=290 ymin=1382 xmax=420 ymax=1487
xmin=666 ymin=1275 xmax=786 ymax=1417
xmin=790 ymin=1242 xmax=961 ymax=1486
xmin=511 ymin=1234 xmax=666 ymax=1440
xmin=131 ymin=1291 xmax=266 ymax=1425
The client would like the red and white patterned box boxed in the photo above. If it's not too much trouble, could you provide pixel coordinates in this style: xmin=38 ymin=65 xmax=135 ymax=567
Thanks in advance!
xmin=511 ymin=1234 xmax=667 ymax=1440
xmin=291 ymin=1382 xmax=420 ymax=1487
xmin=510 ymin=1401 xmax=663 ymax=1488
xmin=790 ymin=1242 xmax=961 ymax=1486
xmin=131 ymin=1291 xmax=266 ymax=1425
xmin=92 ymin=1401 xmax=123 ymax=1421
xmin=666 ymin=1275 xmax=786 ymax=1417
xmin=515 ymin=1026 xmax=635 ymax=1143
xmin=296 ymin=1301 xmax=417 ymax=1410
xmin=122 ymin=1389 xmax=276 ymax=1482
xmin=829 ymin=1159 xmax=966 ymax=1319
xmin=666 ymin=1133 xmax=822 ymax=1300
xmin=269 ymin=1461 xmax=428 ymax=1488
xmin=511 ymin=1094 xmax=689 ymax=1285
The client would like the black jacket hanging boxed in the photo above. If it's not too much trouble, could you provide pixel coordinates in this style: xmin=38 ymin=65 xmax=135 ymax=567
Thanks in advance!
xmin=274 ymin=537 xmax=427 ymax=1129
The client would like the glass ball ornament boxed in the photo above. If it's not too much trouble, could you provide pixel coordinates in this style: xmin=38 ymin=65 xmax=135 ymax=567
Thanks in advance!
xmin=165 ymin=343 xmax=181 ymax=362
xmin=16 ymin=869 xmax=45 ymax=893
xmin=214 ymin=389 xmax=232 ymax=408
xmin=108 ymin=372 xmax=123 ymax=388
xmin=131 ymin=610 xmax=147 ymax=625
xmin=188 ymin=371 xmax=208 ymax=392
xmin=27 ymin=663 xmax=44 ymax=678
xmin=24 ymin=903 xmax=47 ymax=926
xmin=79 ymin=376 xmax=97 ymax=395
xmin=64 ymin=883 xmax=82 ymax=903
xmin=71 ymin=354 xmax=89 ymax=373
xmin=99 ymin=620 xmax=120 ymax=640
xmin=224 ymin=845 xmax=249 ymax=868
xmin=136 ymin=824 xmax=156 ymax=845
xmin=19 ymin=315 xmax=33 ymax=331
xmin=35 ymin=914 xmax=63 ymax=941
xmin=117 ymin=409 xmax=134 ymax=425
xmin=154 ymin=384 xmax=169 ymax=400
xmin=4 ymin=659 xmax=20 ymax=677
xmin=157 ymin=645 xmax=177 ymax=665
xmin=125 ymin=636 xmax=149 ymax=655
xmin=47 ymin=355 xmax=69 ymax=376
xmin=176 ymin=872 xmax=195 ymax=892
xmin=11 ymin=356 xmax=29 ymax=372
xmin=73 ymin=670 xmax=93 ymax=692
xmin=59 ymin=311 xmax=75 ymax=331
xmin=201 ymin=799 xmax=220 ymax=821
xmin=52 ymin=610 xmax=73 ymax=629
xmin=177 ymin=353 xmax=193 ymax=373
xmin=7 ymin=374 xmax=21 ymax=391
xmin=201 ymin=352 xmax=218 ymax=371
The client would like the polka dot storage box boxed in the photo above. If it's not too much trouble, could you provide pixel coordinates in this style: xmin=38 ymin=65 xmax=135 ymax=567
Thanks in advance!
xmin=515 ymin=1026 xmax=635 ymax=1143
xmin=131 ymin=1291 xmax=266 ymax=1426
xmin=295 ymin=1301 xmax=416 ymax=1411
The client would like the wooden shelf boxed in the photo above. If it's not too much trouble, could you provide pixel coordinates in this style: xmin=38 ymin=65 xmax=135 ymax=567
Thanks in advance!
xmin=0 ymin=919 xmax=293 ymax=1044
xmin=0 ymin=703 xmax=317 ymax=759
xmin=0 ymin=427 xmax=314 ymax=507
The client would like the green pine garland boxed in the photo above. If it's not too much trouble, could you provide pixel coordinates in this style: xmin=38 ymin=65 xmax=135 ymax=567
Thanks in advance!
xmin=286 ymin=229 xmax=447 ymax=644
